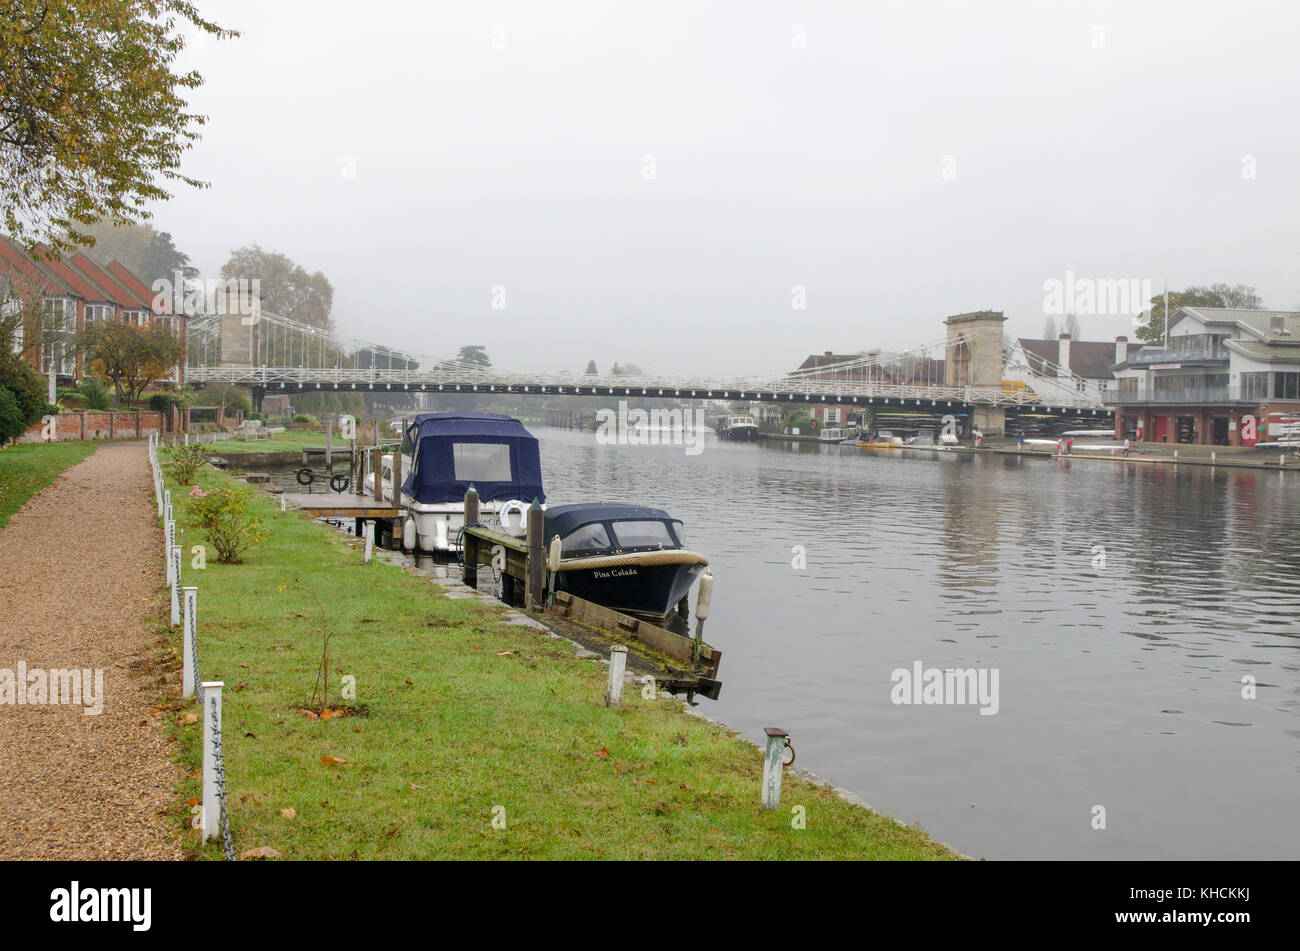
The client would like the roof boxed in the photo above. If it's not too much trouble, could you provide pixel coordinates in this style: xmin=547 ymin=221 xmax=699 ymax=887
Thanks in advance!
xmin=1018 ymin=338 xmax=1143 ymax=380
xmin=107 ymin=261 xmax=168 ymax=314
xmin=69 ymin=252 xmax=153 ymax=311
xmin=0 ymin=235 xmax=76 ymax=298
xmin=544 ymin=503 xmax=675 ymax=540
xmin=1170 ymin=308 xmax=1300 ymax=364
xmin=795 ymin=352 xmax=865 ymax=372
xmin=32 ymin=245 xmax=117 ymax=304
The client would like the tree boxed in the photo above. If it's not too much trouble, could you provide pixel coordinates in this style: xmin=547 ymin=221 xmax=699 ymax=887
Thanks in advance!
xmin=70 ymin=221 xmax=194 ymax=287
xmin=0 ymin=352 xmax=46 ymax=444
xmin=83 ymin=321 xmax=186 ymax=406
xmin=220 ymin=245 xmax=333 ymax=329
xmin=1135 ymin=284 xmax=1263 ymax=344
xmin=456 ymin=345 xmax=491 ymax=368
xmin=0 ymin=1 xmax=236 ymax=254
xmin=585 ymin=360 xmax=598 ymax=375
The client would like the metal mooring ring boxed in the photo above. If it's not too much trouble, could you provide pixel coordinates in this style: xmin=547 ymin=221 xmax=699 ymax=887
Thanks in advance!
xmin=783 ymin=738 xmax=796 ymax=767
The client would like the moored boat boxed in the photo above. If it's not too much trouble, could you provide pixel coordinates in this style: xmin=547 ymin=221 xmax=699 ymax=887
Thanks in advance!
xmin=718 ymin=415 xmax=761 ymax=441
xmin=544 ymin=503 xmax=708 ymax=623
xmin=366 ymin=412 xmax=545 ymax=552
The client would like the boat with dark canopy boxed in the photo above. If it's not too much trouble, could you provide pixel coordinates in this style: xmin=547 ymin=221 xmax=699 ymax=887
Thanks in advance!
xmin=543 ymin=503 xmax=709 ymax=623
xmin=368 ymin=412 xmax=545 ymax=552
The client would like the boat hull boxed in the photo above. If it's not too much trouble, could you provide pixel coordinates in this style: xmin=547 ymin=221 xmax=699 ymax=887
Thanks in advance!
xmin=556 ymin=559 xmax=706 ymax=622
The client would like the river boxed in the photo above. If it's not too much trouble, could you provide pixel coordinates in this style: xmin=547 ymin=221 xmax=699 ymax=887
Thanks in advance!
xmin=530 ymin=427 xmax=1300 ymax=860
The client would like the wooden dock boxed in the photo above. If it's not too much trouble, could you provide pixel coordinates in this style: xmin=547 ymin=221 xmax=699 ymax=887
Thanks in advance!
xmin=285 ymin=492 xmax=400 ymax=519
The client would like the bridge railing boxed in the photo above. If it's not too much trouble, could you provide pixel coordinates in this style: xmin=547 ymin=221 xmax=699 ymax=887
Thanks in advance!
xmin=186 ymin=365 xmax=1107 ymax=409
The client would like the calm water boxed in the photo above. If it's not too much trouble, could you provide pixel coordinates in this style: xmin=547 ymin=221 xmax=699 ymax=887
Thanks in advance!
xmin=530 ymin=428 xmax=1300 ymax=860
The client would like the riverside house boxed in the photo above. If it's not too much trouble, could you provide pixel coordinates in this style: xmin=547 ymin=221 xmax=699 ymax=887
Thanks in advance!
xmin=1105 ymin=307 xmax=1300 ymax=445
xmin=0 ymin=235 xmax=183 ymax=387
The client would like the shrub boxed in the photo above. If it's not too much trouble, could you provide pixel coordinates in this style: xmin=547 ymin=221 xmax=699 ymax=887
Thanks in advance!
xmin=187 ymin=484 xmax=272 ymax=564
xmin=0 ymin=387 xmax=23 ymax=445
xmin=149 ymin=392 xmax=181 ymax=414
xmin=291 ymin=413 xmax=313 ymax=423
xmin=79 ymin=378 xmax=111 ymax=411
xmin=164 ymin=443 xmax=206 ymax=485
xmin=0 ymin=353 xmax=46 ymax=445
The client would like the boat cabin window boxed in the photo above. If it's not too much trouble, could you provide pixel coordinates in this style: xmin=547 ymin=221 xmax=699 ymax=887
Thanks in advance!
xmin=452 ymin=442 xmax=512 ymax=482
xmin=561 ymin=523 xmax=611 ymax=554
xmin=610 ymin=520 xmax=676 ymax=550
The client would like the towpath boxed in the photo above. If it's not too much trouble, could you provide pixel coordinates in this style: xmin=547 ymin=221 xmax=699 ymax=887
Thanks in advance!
xmin=0 ymin=442 xmax=179 ymax=859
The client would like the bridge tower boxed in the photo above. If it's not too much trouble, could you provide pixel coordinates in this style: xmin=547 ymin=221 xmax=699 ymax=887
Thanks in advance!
xmin=945 ymin=310 xmax=1006 ymax=435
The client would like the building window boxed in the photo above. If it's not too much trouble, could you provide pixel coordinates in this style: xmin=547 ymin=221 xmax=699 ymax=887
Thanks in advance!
xmin=1241 ymin=372 xmax=1270 ymax=400
xmin=1274 ymin=372 xmax=1300 ymax=400
xmin=41 ymin=297 xmax=77 ymax=375
xmin=825 ymin=408 xmax=841 ymax=424
xmin=1118 ymin=378 xmax=1138 ymax=398
xmin=84 ymin=303 xmax=114 ymax=325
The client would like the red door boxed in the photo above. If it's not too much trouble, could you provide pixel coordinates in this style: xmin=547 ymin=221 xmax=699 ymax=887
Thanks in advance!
xmin=1153 ymin=417 xmax=1168 ymax=442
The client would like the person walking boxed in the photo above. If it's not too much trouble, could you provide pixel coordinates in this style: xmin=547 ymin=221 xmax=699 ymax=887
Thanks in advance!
xmin=1018 ymin=431 xmax=1025 ymax=450
xmin=973 ymin=427 xmax=983 ymax=448
xmin=1123 ymin=437 xmax=1131 ymax=457
xmin=1066 ymin=436 xmax=1075 ymax=455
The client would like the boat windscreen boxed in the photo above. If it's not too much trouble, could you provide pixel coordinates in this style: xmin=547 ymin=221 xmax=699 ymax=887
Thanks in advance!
xmin=562 ymin=523 xmax=611 ymax=554
xmin=611 ymin=520 xmax=676 ymax=549
xmin=453 ymin=442 xmax=512 ymax=482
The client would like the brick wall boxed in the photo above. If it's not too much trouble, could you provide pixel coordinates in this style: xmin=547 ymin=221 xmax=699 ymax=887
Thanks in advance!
xmin=16 ymin=410 xmax=164 ymax=444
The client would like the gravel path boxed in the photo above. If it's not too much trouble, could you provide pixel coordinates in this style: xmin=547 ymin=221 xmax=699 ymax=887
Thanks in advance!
xmin=0 ymin=442 xmax=180 ymax=859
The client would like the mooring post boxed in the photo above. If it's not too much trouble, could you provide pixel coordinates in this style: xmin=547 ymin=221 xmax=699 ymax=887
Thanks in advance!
xmin=606 ymin=645 xmax=628 ymax=708
xmin=165 ymin=526 xmax=176 ymax=586
xmin=463 ymin=486 xmax=479 ymax=588
xmin=182 ymin=586 xmax=197 ymax=700
xmin=169 ymin=546 xmax=182 ymax=628
xmin=201 ymin=681 xmax=224 ymax=842
xmin=526 ymin=499 xmax=544 ymax=610
xmin=326 ymin=414 xmax=333 ymax=474
xmin=761 ymin=727 xmax=791 ymax=810
xmin=392 ymin=446 xmax=403 ymax=506
xmin=363 ymin=520 xmax=374 ymax=564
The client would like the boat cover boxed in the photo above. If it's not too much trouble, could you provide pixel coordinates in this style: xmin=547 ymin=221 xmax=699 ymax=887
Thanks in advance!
xmin=543 ymin=503 xmax=674 ymax=541
xmin=401 ymin=413 xmax=545 ymax=504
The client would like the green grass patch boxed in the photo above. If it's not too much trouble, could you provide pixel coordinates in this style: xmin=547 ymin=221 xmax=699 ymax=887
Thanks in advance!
xmin=205 ymin=431 xmax=341 ymax=453
xmin=0 ymin=442 xmax=98 ymax=530
xmin=164 ymin=464 xmax=956 ymax=860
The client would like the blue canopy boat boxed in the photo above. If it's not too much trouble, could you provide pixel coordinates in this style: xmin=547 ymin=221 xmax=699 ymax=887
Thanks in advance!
xmin=544 ymin=503 xmax=709 ymax=623
xmin=369 ymin=412 xmax=545 ymax=552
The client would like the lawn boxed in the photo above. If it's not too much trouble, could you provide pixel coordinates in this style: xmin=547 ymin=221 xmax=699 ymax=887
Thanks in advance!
xmin=160 ymin=462 xmax=956 ymax=860
xmin=193 ymin=431 xmax=340 ymax=454
xmin=0 ymin=442 xmax=98 ymax=531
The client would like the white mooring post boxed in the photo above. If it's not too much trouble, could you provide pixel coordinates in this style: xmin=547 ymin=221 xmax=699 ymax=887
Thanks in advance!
xmin=606 ymin=645 xmax=628 ymax=708
xmin=182 ymin=586 xmax=197 ymax=699
xmin=761 ymin=727 xmax=791 ymax=811
xmin=169 ymin=546 xmax=182 ymax=627
xmin=165 ymin=521 xmax=176 ymax=583
xmin=201 ymin=681 xmax=224 ymax=843
xmin=364 ymin=520 xmax=374 ymax=563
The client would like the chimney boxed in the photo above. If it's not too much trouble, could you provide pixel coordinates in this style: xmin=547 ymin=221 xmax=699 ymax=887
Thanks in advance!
xmin=824 ymin=351 xmax=833 ymax=357
xmin=1058 ymin=333 xmax=1071 ymax=375
xmin=1115 ymin=335 xmax=1128 ymax=365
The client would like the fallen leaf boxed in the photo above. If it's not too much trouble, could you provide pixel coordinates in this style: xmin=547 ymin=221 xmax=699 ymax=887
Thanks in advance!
xmin=320 ymin=756 xmax=349 ymax=766
xmin=186 ymin=797 xmax=200 ymax=807
xmin=280 ymin=807 xmax=296 ymax=820
xmin=409 ymin=782 xmax=422 ymax=790
xmin=238 ymin=846 xmax=282 ymax=861
xmin=180 ymin=712 xmax=198 ymax=725
xmin=405 ymin=678 xmax=413 ymax=685
xmin=148 ymin=703 xmax=179 ymax=713
xmin=495 ymin=651 xmax=515 ymax=656
xmin=234 ymin=683 xmax=246 ymax=692
xmin=298 ymin=709 xmax=319 ymax=719
xmin=594 ymin=747 xmax=608 ymax=759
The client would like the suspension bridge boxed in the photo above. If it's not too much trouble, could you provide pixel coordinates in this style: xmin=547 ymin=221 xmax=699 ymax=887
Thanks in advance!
xmin=184 ymin=309 xmax=1111 ymax=424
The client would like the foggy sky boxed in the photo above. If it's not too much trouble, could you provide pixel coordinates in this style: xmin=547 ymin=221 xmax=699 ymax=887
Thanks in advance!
xmin=160 ymin=0 xmax=1300 ymax=377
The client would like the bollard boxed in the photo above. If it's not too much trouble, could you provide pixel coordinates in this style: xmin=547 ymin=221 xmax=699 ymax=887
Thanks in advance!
xmin=761 ymin=727 xmax=792 ymax=810
xmin=606 ymin=646 xmax=628 ymax=708
xmin=201 ymin=681 xmax=224 ymax=842
xmin=1211 ymin=451 xmax=1216 ymax=465
xmin=169 ymin=546 xmax=182 ymax=627
xmin=165 ymin=528 xmax=176 ymax=586
xmin=463 ymin=486 xmax=479 ymax=588
xmin=363 ymin=520 xmax=374 ymax=564
xmin=280 ymin=495 xmax=286 ymax=513
xmin=182 ymin=587 xmax=197 ymax=699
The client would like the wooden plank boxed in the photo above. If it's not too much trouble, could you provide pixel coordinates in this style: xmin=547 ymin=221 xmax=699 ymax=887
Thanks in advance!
xmin=526 ymin=503 xmax=544 ymax=610
xmin=463 ymin=525 xmax=527 ymax=554
xmin=551 ymin=591 xmax=718 ymax=669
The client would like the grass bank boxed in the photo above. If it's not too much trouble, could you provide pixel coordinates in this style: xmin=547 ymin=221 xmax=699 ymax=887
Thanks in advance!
xmin=206 ymin=431 xmax=346 ymax=454
xmin=163 ymin=462 xmax=955 ymax=860
xmin=0 ymin=442 xmax=98 ymax=530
